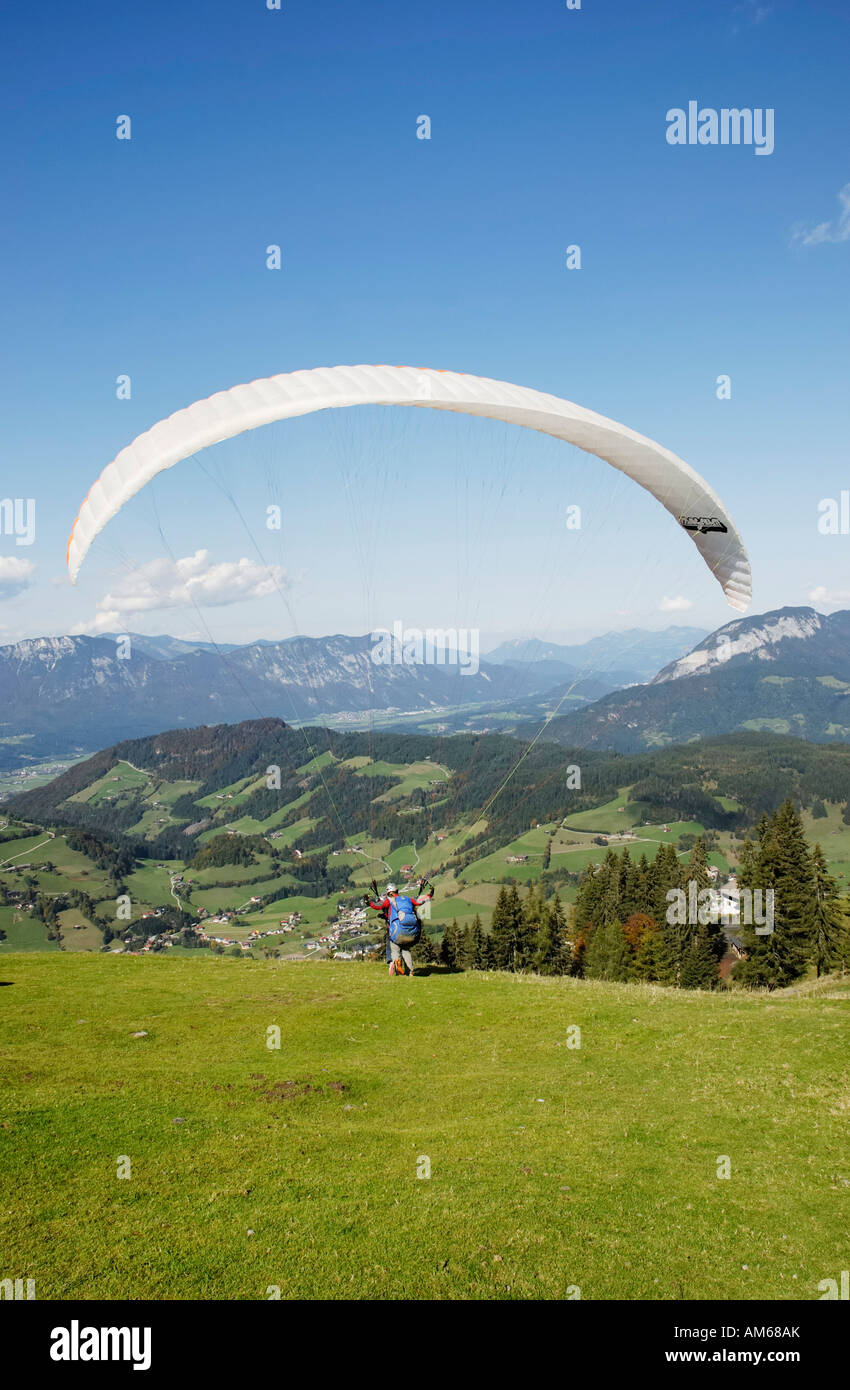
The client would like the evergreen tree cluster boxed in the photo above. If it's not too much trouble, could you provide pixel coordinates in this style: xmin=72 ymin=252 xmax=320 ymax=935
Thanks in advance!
xmin=188 ymin=834 xmax=263 ymax=870
xmin=735 ymin=800 xmax=850 ymax=987
xmin=448 ymin=807 xmax=850 ymax=993
xmin=433 ymin=888 xmax=572 ymax=977
xmin=570 ymin=838 xmax=725 ymax=989
xmin=62 ymin=828 xmax=135 ymax=879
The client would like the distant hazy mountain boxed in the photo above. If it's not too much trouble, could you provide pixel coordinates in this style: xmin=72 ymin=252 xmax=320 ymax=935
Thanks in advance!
xmin=0 ymin=630 xmax=621 ymax=770
xmin=484 ymin=627 xmax=708 ymax=685
xmin=99 ymin=633 xmax=288 ymax=660
xmin=538 ymin=607 xmax=850 ymax=751
xmin=98 ymin=633 xmax=238 ymax=660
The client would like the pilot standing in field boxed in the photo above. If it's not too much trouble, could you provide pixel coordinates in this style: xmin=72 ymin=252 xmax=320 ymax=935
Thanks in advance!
xmin=366 ymin=879 xmax=434 ymax=976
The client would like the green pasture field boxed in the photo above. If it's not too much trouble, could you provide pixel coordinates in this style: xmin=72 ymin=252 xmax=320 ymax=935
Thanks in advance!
xmin=219 ymin=796 xmax=313 ymax=836
xmin=1 ymin=954 xmax=847 ymax=1300
xmin=57 ymin=908 xmax=103 ymax=953
xmin=0 ymin=905 xmax=58 ymax=953
xmin=123 ymin=862 xmax=183 ymax=910
xmin=187 ymin=855 xmax=280 ymax=888
xmin=190 ymin=876 xmax=299 ymax=914
xmin=561 ymin=791 xmax=652 ymax=833
xmin=800 ymin=804 xmax=850 ymax=886
xmin=69 ymin=761 xmax=151 ymax=805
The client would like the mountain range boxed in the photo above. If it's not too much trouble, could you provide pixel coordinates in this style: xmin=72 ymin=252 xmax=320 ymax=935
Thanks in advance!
xmin=4 ymin=610 xmax=850 ymax=769
xmin=541 ymin=607 xmax=850 ymax=751
xmin=484 ymin=628 xmax=709 ymax=685
xmin=0 ymin=629 xmax=630 ymax=769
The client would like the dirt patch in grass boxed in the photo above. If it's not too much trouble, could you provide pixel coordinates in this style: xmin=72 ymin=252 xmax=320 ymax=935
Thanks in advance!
xmin=251 ymin=1076 xmax=348 ymax=1101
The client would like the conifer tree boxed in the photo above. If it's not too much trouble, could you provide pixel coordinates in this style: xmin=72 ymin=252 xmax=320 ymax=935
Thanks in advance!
xmin=599 ymin=851 xmax=623 ymax=926
xmin=737 ymin=800 xmax=817 ymax=988
xmin=506 ymin=884 xmax=528 ymax=969
xmin=459 ymin=922 xmax=474 ymax=969
xmin=661 ymin=883 xmax=690 ymax=985
xmin=686 ymin=838 xmax=725 ymax=968
xmin=489 ymin=887 xmax=513 ymax=970
xmin=810 ymin=844 xmax=847 ymax=977
xmin=489 ymin=887 xmax=525 ymax=970
xmin=535 ymin=895 xmax=570 ymax=974
xmin=617 ymin=847 xmax=635 ymax=912
xmin=516 ymin=884 xmax=543 ymax=970
xmin=679 ymin=926 xmax=719 ymax=990
xmin=686 ymin=837 xmax=711 ymax=890
xmin=480 ymin=928 xmax=496 ymax=970
xmin=584 ymin=921 xmax=633 ymax=982
xmin=651 ymin=843 xmax=682 ymax=925
xmin=634 ymin=921 xmax=674 ymax=984
xmin=413 ymin=931 xmax=439 ymax=966
xmin=422 ymin=933 xmax=439 ymax=964
xmin=440 ymin=919 xmax=461 ymax=969
xmin=573 ymin=863 xmax=604 ymax=942
xmin=550 ymin=893 xmax=571 ymax=973
xmin=736 ymin=836 xmax=757 ymax=880
xmin=467 ymin=914 xmax=486 ymax=970
xmin=620 ymin=853 xmax=645 ymax=920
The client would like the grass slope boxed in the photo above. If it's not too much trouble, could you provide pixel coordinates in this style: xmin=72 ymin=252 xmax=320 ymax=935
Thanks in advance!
xmin=1 ymin=955 xmax=847 ymax=1301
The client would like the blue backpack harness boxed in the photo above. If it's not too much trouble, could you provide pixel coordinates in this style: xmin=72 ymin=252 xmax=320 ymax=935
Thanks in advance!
xmin=387 ymin=895 xmax=422 ymax=946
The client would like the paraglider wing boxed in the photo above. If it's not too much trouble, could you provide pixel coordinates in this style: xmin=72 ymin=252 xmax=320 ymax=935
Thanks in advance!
xmin=66 ymin=364 xmax=751 ymax=610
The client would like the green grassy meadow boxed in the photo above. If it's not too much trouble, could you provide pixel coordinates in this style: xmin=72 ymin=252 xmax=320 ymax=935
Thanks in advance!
xmin=1 ymin=954 xmax=848 ymax=1301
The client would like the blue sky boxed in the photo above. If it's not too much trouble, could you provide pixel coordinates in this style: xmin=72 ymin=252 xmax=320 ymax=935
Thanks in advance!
xmin=1 ymin=0 xmax=848 ymax=650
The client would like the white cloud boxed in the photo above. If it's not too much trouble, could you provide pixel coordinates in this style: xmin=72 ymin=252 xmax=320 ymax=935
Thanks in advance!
xmin=0 ymin=556 xmax=35 ymax=599
xmin=71 ymin=550 xmax=291 ymax=635
xmin=658 ymin=595 xmax=694 ymax=613
xmin=731 ymin=0 xmax=772 ymax=32
xmin=791 ymin=183 xmax=850 ymax=247
xmin=809 ymin=585 xmax=850 ymax=608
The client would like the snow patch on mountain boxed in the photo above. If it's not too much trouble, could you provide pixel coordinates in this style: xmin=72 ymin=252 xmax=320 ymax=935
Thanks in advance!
xmin=652 ymin=609 xmax=825 ymax=684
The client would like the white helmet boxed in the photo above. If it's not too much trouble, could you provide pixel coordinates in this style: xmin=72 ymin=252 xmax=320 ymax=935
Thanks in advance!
xmin=386 ymin=883 xmax=398 ymax=894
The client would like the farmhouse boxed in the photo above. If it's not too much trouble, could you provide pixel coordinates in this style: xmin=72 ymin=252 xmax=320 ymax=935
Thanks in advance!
xmin=720 ymin=932 xmax=747 ymax=980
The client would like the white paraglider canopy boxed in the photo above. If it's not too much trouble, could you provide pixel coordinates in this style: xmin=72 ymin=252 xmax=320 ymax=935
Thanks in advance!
xmin=66 ymin=364 xmax=751 ymax=610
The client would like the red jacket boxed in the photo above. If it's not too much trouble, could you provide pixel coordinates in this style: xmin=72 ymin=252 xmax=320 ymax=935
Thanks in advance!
xmin=367 ymin=889 xmax=433 ymax=921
